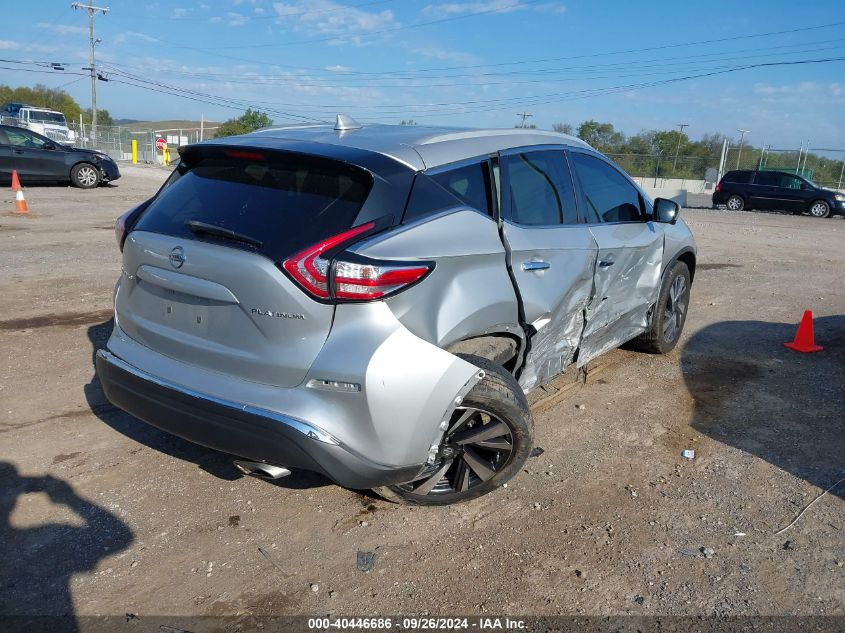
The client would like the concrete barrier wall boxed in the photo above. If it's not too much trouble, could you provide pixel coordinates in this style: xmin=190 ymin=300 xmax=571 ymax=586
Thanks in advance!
xmin=632 ymin=177 xmax=711 ymax=192
xmin=641 ymin=188 xmax=687 ymax=207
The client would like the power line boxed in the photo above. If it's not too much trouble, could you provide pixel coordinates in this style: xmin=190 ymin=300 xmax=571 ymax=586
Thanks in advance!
xmin=105 ymin=17 xmax=845 ymax=75
xmin=101 ymin=56 xmax=845 ymax=121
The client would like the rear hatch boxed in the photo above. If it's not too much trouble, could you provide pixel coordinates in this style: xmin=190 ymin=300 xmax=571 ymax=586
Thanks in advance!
xmin=117 ymin=146 xmax=375 ymax=388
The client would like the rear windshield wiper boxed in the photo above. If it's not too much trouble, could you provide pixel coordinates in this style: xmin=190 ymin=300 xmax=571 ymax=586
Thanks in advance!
xmin=185 ymin=220 xmax=263 ymax=248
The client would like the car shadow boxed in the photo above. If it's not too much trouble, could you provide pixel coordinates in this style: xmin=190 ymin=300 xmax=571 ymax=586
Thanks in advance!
xmin=681 ymin=315 xmax=845 ymax=501
xmin=0 ymin=461 xmax=133 ymax=631
xmin=84 ymin=318 xmax=330 ymax=490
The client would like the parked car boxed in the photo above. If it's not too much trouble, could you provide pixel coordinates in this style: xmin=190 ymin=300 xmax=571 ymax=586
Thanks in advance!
xmin=713 ymin=169 xmax=845 ymax=218
xmin=0 ymin=124 xmax=120 ymax=188
xmin=96 ymin=119 xmax=696 ymax=505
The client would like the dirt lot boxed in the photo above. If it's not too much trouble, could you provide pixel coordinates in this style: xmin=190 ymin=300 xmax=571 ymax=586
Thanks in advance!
xmin=0 ymin=168 xmax=843 ymax=627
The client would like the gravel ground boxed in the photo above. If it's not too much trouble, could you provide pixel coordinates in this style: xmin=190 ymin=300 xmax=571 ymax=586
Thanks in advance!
xmin=0 ymin=168 xmax=842 ymax=626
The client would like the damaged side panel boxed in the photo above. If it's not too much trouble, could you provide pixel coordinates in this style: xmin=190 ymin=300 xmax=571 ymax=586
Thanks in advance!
xmin=501 ymin=221 xmax=598 ymax=392
xmin=577 ymin=223 xmax=665 ymax=366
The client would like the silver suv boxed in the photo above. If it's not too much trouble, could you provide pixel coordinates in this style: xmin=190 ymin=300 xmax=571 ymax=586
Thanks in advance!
xmin=97 ymin=119 xmax=696 ymax=505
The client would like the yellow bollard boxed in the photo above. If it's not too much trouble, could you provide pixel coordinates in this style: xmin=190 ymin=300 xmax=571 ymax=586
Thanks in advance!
xmin=131 ymin=139 xmax=138 ymax=164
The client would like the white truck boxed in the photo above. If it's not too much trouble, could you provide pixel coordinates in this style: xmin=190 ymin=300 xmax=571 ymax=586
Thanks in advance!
xmin=0 ymin=104 xmax=76 ymax=145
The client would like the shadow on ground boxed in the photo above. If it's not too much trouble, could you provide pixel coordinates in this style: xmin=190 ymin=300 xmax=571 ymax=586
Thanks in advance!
xmin=84 ymin=318 xmax=329 ymax=491
xmin=0 ymin=462 xmax=133 ymax=631
xmin=681 ymin=315 xmax=845 ymax=500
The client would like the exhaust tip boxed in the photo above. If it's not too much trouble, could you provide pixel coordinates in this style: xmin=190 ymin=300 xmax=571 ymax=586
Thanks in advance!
xmin=234 ymin=459 xmax=291 ymax=480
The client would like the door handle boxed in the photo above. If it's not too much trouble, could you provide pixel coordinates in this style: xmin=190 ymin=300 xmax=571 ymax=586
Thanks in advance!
xmin=598 ymin=259 xmax=615 ymax=267
xmin=522 ymin=260 xmax=550 ymax=272
xmin=13 ymin=149 xmax=24 ymax=154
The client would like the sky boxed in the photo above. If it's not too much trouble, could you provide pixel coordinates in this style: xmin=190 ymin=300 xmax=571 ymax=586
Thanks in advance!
xmin=2 ymin=0 xmax=845 ymax=150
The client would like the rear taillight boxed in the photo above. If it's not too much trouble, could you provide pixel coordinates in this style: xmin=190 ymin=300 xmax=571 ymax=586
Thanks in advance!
xmin=283 ymin=223 xmax=375 ymax=299
xmin=282 ymin=223 xmax=433 ymax=302
xmin=715 ymin=181 xmax=722 ymax=193
xmin=334 ymin=260 xmax=432 ymax=300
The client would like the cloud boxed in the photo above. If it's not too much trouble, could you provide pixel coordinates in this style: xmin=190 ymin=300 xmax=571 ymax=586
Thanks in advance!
xmin=36 ymin=23 xmax=88 ymax=35
xmin=412 ymin=46 xmax=480 ymax=65
xmin=753 ymin=81 xmax=819 ymax=95
xmin=325 ymin=64 xmax=353 ymax=72
xmin=172 ymin=7 xmax=187 ymax=17
xmin=209 ymin=12 xmax=249 ymax=25
xmin=0 ymin=40 xmax=56 ymax=53
xmin=271 ymin=0 xmax=398 ymax=44
xmin=421 ymin=0 xmax=564 ymax=17
xmin=114 ymin=31 xmax=160 ymax=44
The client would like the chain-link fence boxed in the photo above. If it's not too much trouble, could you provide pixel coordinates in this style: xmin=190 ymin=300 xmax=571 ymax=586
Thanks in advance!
xmin=67 ymin=124 xmax=215 ymax=163
xmin=605 ymin=152 xmax=722 ymax=188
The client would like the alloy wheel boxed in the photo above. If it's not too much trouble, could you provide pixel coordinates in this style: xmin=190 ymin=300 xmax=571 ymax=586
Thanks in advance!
xmin=663 ymin=274 xmax=688 ymax=343
xmin=727 ymin=196 xmax=743 ymax=211
xmin=77 ymin=166 xmax=98 ymax=187
xmin=809 ymin=202 xmax=829 ymax=218
xmin=396 ymin=407 xmax=514 ymax=497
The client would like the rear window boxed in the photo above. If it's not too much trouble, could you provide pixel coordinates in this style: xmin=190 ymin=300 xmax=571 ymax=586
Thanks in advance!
xmin=134 ymin=151 xmax=373 ymax=261
xmin=722 ymin=170 xmax=751 ymax=183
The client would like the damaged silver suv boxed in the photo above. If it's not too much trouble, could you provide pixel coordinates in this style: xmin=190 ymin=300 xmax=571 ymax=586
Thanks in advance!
xmin=97 ymin=118 xmax=696 ymax=505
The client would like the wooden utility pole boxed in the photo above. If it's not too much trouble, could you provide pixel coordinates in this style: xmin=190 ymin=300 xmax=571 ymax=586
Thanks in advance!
xmin=72 ymin=3 xmax=110 ymax=142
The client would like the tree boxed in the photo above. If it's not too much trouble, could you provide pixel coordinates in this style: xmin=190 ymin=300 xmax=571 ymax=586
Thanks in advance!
xmin=84 ymin=108 xmax=113 ymax=126
xmin=576 ymin=120 xmax=625 ymax=152
xmin=0 ymin=84 xmax=84 ymax=124
xmin=399 ymin=119 xmax=417 ymax=125
xmin=552 ymin=122 xmax=573 ymax=135
xmin=215 ymin=109 xmax=273 ymax=138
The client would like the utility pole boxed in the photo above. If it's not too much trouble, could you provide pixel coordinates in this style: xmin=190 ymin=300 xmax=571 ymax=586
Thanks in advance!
xmin=736 ymin=129 xmax=750 ymax=169
xmin=516 ymin=112 xmax=533 ymax=129
xmin=672 ymin=123 xmax=689 ymax=172
xmin=72 ymin=3 xmax=109 ymax=143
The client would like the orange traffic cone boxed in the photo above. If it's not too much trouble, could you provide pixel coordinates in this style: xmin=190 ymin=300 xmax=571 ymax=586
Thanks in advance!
xmin=783 ymin=310 xmax=823 ymax=353
xmin=14 ymin=188 xmax=28 ymax=214
xmin=11 ymin=170 xmax=28 ymax=214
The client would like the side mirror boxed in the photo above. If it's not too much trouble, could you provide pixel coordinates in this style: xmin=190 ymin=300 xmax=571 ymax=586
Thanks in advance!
xmin=653 ymin=197 xmax=680 ymax=224
xmin=801 ymin=183 xmax=811 ymax=190
xmin=44 ymin=143 xmax=58 ymax=150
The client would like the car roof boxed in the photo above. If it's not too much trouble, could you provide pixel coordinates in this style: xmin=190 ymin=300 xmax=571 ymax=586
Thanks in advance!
xmin=205 ymin=122 xmax=592 ymax=171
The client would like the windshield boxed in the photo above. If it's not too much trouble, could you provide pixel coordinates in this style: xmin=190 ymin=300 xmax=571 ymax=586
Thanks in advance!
xmin=29 ymin=111 xmax=67 ymax=124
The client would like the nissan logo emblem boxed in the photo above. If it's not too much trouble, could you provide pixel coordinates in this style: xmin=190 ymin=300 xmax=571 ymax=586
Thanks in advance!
xmin=169 ymin=246 xmax=186 ymax=269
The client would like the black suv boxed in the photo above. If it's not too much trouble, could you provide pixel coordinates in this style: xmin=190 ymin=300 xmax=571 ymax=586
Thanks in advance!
xmin=713 ymin=169 xmax=844 ymax=218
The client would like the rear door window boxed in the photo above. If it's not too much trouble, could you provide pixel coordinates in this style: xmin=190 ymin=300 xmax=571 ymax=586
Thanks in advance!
xmin=753 ymin=172 xmax=781 ymax=186
xmin=723 ymin=170 xmax=751 ymax=183
xmin=502 ymin=150 xmax=578 ymax=225
xmin=133 ymin=151 xmax=373 ymax=262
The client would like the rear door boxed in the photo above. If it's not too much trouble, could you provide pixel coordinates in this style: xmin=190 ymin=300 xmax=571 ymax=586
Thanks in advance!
xmin=118 ymin=148 xmax=378 ymax=388
xmin=748 ymin=171 xmax=782 ymax=209
xmin=568 ymin=150 xmax=664 ymax=365
xmin=499 ymin=147 xmax=597 ymax=390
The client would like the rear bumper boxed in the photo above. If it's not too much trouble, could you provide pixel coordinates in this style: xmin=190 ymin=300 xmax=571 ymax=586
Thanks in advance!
xmin=96 ymin=349 xmax=422 ymax=489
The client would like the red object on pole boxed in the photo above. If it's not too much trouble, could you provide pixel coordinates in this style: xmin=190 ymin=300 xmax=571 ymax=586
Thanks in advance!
xmin=155 ymin=137 xmax=167 ymax=152
xmin=784 ymin=310 xmax=824 ymax=353
xmin=11 ymin=169 xmax=21 ymax=191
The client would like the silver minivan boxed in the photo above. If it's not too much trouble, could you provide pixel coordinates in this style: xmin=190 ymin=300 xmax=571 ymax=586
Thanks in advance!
xmin=97 ymin=120 xmax=696 ymax=505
